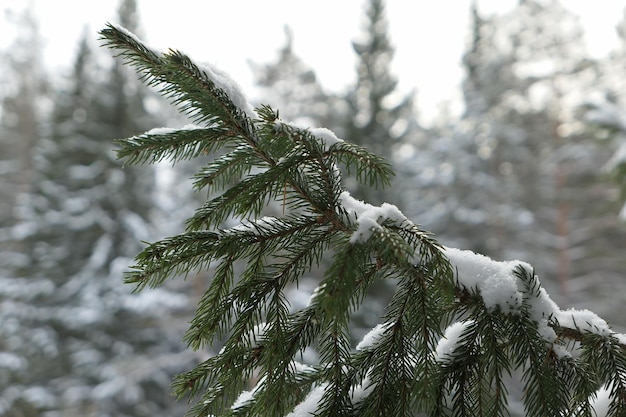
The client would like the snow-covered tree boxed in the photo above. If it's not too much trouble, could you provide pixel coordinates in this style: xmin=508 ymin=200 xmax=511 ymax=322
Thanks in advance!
xmin=490 ymin=1 xmax=626 ymax=322
xmin=0 ymin=5 xmax=48 ymax=270
xmin=0 ymin=8 xmax=51 ymax=415
xmin=100 ymin=22 xmax=626 ymax=417
xmin=0 ymin=2 xmax=193 ymax=415
xmin=249 ymin=26 xmax=341 ymax=130
xmin=341 ymin=0 xmax=418 ymax=206
xmin=587 ymin=7 xmax=626 ymax=219
xmin=412 ymin=1 xmax=626 ymax=310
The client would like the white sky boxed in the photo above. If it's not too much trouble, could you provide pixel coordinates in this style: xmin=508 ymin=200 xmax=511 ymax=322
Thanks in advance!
xmin=1 ymin=1 xmax=624 ymax=121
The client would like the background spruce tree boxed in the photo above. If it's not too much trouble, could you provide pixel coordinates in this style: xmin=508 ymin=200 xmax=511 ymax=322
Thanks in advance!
xmin=249 ymin=26 xmax=341 ymax=130
xmin=0 ymin=7 xmax=50 ymax=416
xmin=342 ymin=0 xmax=418 ymax=206
xmin=0 ymin=2 xmax=194 ymax=415
xmin=588 ymin=7 xmax=626 ymax=221
xmin=0 ymin=5 xmax=47 ymax=269
xmin=100 ymin=23 xmax=626 ymax=417
xmin=407 ymin=0 xmax=626 ymax=334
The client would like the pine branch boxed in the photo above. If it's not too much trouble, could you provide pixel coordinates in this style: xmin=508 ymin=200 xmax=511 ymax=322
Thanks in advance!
xmin=191 ymin=145 xmax=257 ymax=194
xmin=332 ymin=141 xmax=395 ymax=189
xmin=580 ymin=333 xmax=626 ymax=415
xmin=115 ymin=125 xmax=234 ymax=165
xmin=101 ymin=23 xmax=626 ymax=417
xmin=124 ymin=231 xmax=220 ymax=289
xmin=509 ymin=273 xmax=569 ymax=416
xmin=100 ymin=23 xmax=256 ymax=140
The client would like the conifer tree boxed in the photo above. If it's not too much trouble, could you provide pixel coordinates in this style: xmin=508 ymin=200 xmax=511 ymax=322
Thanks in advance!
xmin=249 ymin=26 xmax=339 ymax=129
xmin=0 ymin=8 xmax=51 ymax=415
xmin=0 ymin=5 xmax=47 ymax=263
xmin=0 ymin=3 xmax=191 ymax=416
xmin=421 ymin=0 xmax=626 ymax=308
xmin=585 ymin=99 xmax=626 ymax=220
xmin=100 ymin=23 xmax=626 ymax=417
xmin=343 ymin=0 xmax=418 ymax=205
xmin=587 ymin=7 xmax=626 ymax=220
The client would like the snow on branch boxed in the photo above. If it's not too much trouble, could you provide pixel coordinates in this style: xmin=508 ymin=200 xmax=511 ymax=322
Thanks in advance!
xmin=101 ymin=23 xmax=258 ymax=128
xmin=444 ymin=247 xmax=626 ymax=354
xmin=186 ymin=56 xmax=258 ymax=120
xmin=109 ymin=22 xmax=164 ymax=59
xmin=434 ymin=320 xmax=475 ymax=362
xmin=109 ymin=23 xmax=256 ymax=119
xmin=144 ymin=124 xmax=204 ymax=136
xmin=285 ymin=384 xmax=328 ymax=417
xmin=355 ymin=322 xmax=394 ymax=351
xmin=444 ymin=247 xmax=528 ymax=313
xmin=339 ymin=190 xmax=408 ymax=244
xmin=103 ymin=22 xmax=626 ymax=417
xmin=310 ymin=127 xmax=344 ymax=151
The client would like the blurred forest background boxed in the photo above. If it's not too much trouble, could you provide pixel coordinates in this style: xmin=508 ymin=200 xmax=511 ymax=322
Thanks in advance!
xmin=2 ymin=0 xmax=626 ymax=415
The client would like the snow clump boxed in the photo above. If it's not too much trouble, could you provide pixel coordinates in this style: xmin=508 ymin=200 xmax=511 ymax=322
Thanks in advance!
xmin=339 ymin=191 xmax=408 ymax=244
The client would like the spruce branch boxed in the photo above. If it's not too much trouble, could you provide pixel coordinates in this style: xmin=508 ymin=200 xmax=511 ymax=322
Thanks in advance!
xmin=124 ymin=231 xmax=220 ymax=289
xmin=331 ymin=141 xmax=395 ymax=189
xmin=100 ymin=23 xmax=256 ymax=138
xmin=101 ymin=23 xmax=626 ymax=417
xmin=191 ymin=145 xmax=257 ymax=194
xmin=115 ymin=125 xmax=233 ymax=165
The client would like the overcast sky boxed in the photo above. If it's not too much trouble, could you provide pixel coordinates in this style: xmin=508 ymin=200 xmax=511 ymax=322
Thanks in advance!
xmin=2 ymin=1 xmax=624 ymax=121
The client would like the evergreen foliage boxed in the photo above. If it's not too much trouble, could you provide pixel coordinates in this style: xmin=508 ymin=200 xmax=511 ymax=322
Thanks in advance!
xmin=248 ymin=0 xmax=414 ymax=347
xmin=101 ymin=22 xmax=626 ymax=417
